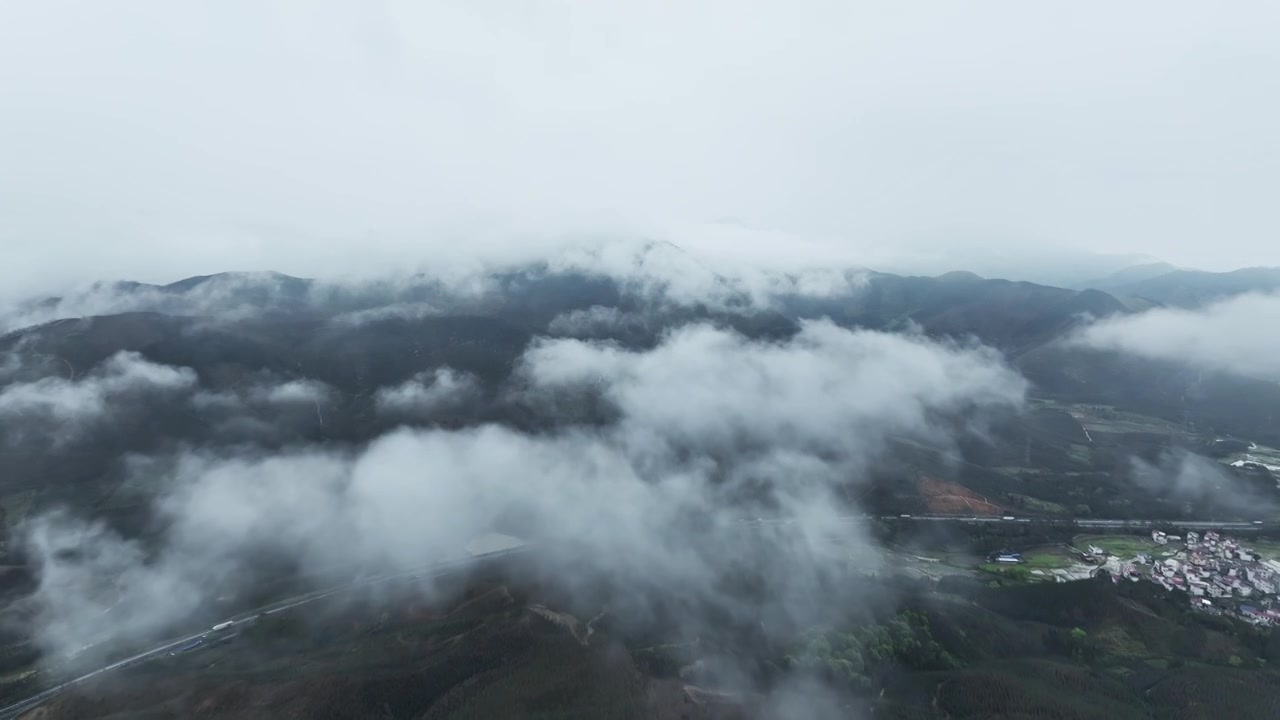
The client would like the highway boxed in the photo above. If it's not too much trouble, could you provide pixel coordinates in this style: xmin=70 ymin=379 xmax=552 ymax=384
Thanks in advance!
xmin=0 ymin=548 xmax=528 ymax=720
xmin=747 ymin=513 xmax=1274 ymax=532
xmin=883 ymin=515 xmax=1271 ymax=531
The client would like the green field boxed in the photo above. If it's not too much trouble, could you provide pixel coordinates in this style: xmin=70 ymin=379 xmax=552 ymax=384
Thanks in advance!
xmin=1243 ymin=539 xmax=1280 ymax=562
xmin=978 ymin=556 xmax=1071 ymax=583
xmin=979 ymin=562 xmax=1040 ymax=579
xmin=1076 ymin=535 xmax=1159 ymax=559
xmin=1021 ymin=550 xmax=1076 ymax=569
xmin=1032 ymin=400 xmax=1189 ymax=437
xmin=1066 ymin=443 xmax=1092 ymax=464
xmin=1008 ymin=494 xmax=1070 ymax=515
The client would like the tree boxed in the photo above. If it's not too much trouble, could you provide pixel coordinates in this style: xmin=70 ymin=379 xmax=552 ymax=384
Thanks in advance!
xmin=1069 ymin=627 xmax=1093 ymax=662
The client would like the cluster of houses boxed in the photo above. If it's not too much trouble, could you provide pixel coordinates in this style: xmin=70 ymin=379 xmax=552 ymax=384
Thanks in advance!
xmin=978 ymin=532 xmax=1280 ymax=627
xmin=1140 ymin=530 xmax=1280 ymax=625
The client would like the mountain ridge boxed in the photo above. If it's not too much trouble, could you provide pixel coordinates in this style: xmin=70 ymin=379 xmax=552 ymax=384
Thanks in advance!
xmin=1095 ymin=266 xmax=1280 ymax=308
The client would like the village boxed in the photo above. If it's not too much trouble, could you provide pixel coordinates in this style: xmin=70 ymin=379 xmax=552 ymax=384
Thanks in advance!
xmin=1139 ymin=529 xmax=1280 ymax=626
xmin=983 ymin=530 xmax=1280 ymax=626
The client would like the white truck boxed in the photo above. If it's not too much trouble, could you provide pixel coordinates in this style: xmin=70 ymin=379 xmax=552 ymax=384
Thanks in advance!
xmin=211 ymin=621 xmax=234 ymax=632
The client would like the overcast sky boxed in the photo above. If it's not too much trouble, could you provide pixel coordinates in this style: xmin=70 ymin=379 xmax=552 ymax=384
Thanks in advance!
xmin=2 ymin=1 xmax=1278 ymax=297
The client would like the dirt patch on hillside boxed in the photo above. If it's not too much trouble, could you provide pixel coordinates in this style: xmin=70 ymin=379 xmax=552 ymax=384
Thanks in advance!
xmin=919 ymin=476 xmax=1004 ymax=515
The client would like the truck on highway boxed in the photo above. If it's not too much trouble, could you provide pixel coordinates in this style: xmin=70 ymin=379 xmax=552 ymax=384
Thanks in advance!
xmin=211 ymin=621 xmax=234 ymax=632
xmin=1001 ymin=515 xmax=1015 ymax=521
xmin=169 ymin=639 xmax=203 ymax=656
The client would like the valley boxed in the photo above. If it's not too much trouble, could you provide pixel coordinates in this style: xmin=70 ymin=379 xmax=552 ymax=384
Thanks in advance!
xmin=1 ymin=263 xmax=1279 ymax=718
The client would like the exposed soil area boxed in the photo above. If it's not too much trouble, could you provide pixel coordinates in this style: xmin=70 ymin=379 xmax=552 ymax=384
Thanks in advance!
xmin=919 ymin=476 xmax=1004 ymax=515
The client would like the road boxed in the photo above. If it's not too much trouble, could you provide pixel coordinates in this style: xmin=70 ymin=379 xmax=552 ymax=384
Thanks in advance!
xmin=882 ymin=515 xmax=1273 ymax=531
xmin=746 ymin=513 xmax=1274 ymax=532
xmin=0 ymin=548 xmax=528 ymax=720
xmin=901 ymin=512 xmax=1269 ymax=530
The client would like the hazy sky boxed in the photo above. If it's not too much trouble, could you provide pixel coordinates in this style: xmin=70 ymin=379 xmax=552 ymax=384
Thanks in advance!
xmin=3 ymin=1 xmax=1278 ymax=296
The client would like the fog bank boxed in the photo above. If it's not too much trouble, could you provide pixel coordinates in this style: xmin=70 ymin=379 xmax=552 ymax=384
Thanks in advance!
xmin=18 ymin=321 xmax=1025 ymax=666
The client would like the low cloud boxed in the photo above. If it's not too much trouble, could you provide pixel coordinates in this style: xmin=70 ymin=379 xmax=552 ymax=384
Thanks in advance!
xmin=547 ymin=306 xmax=650 ymax=339
xmin=1074 ymin=292 xmax=1280 ymax=379
xmin=329 ymin=302 xmax=442 ymax=327
xmin=374 ymin=368 xmax=481 ymax=418
xmin=0 ymin=351 xmax=20 ymax=382
xmin=523 ymin=321 xmax=1026 ymax=467
xmin=2 ymin=239 xmax=881 ymax=339
xmin=548 ymin=240 xmax=740 ymax=308
xmin=1127 ymin=449 xmax=1278 ymax=518
xmin=0 ymin=272 xmax=313 ymax=334
xmin=190 ymin=376 xmax=338 ymax=444
xmin=544 ymin=239 xmax=874 ymax=310
xmin=257 ymin=379 xmax=334 ymax=406
xmin=1130 ymin=451 xmax=1229 ymax=498
xmin=757 ymin=675 xmax=854 ymax=720
xmin=0 ymin=351 xmax=196 ymax=446
xmin=19 ymin=322 xmax=1026 ymax=667
xmin=3 ymin=248 xmax=699 ymax=341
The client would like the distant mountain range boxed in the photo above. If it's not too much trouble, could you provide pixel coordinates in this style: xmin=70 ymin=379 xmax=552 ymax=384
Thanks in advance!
xmin=4 ymin=264 xmax=1131 ymax=367
xmin=1074 ymin=262 xmax=1181 ymax=291
xmin=1084 ymin=266 xmax=1280 ymax=309
xmin=7 ymin=261 xmax=1278 ymax=388
xmin=3 ymin=257 xmax=1280 ymax=628
xmin=4 ymin=260 xmax=1280 ymax=473
xmin=870 ymin=247 xmax=1167 ymax=290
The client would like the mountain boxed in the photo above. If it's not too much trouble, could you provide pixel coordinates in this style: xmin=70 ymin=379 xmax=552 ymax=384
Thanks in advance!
xmin=16 ymin=571 xmax=1280 ymax=720
xmin=874 ymin=248 xmax=1169 ymax=289
xmin=4 ymin=264 xmax=1280 ymax=719
xmin=774 ymin=271 xmax=1128 ymax=354
xmin=1077 ymin=261 xmax=1180 ymax=291
xmin=0 ymin=267 xmax=1133 ymax=527
xmin=9 ymin=265 xmax=1128 ymax=351
xmin=13 ymin=263 xmax=1280 ymax=476
xmin=4 ymin=264 xmax=1276 ymax=530
xmin=1099 ymin=267 xmax=1280 ymax=309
